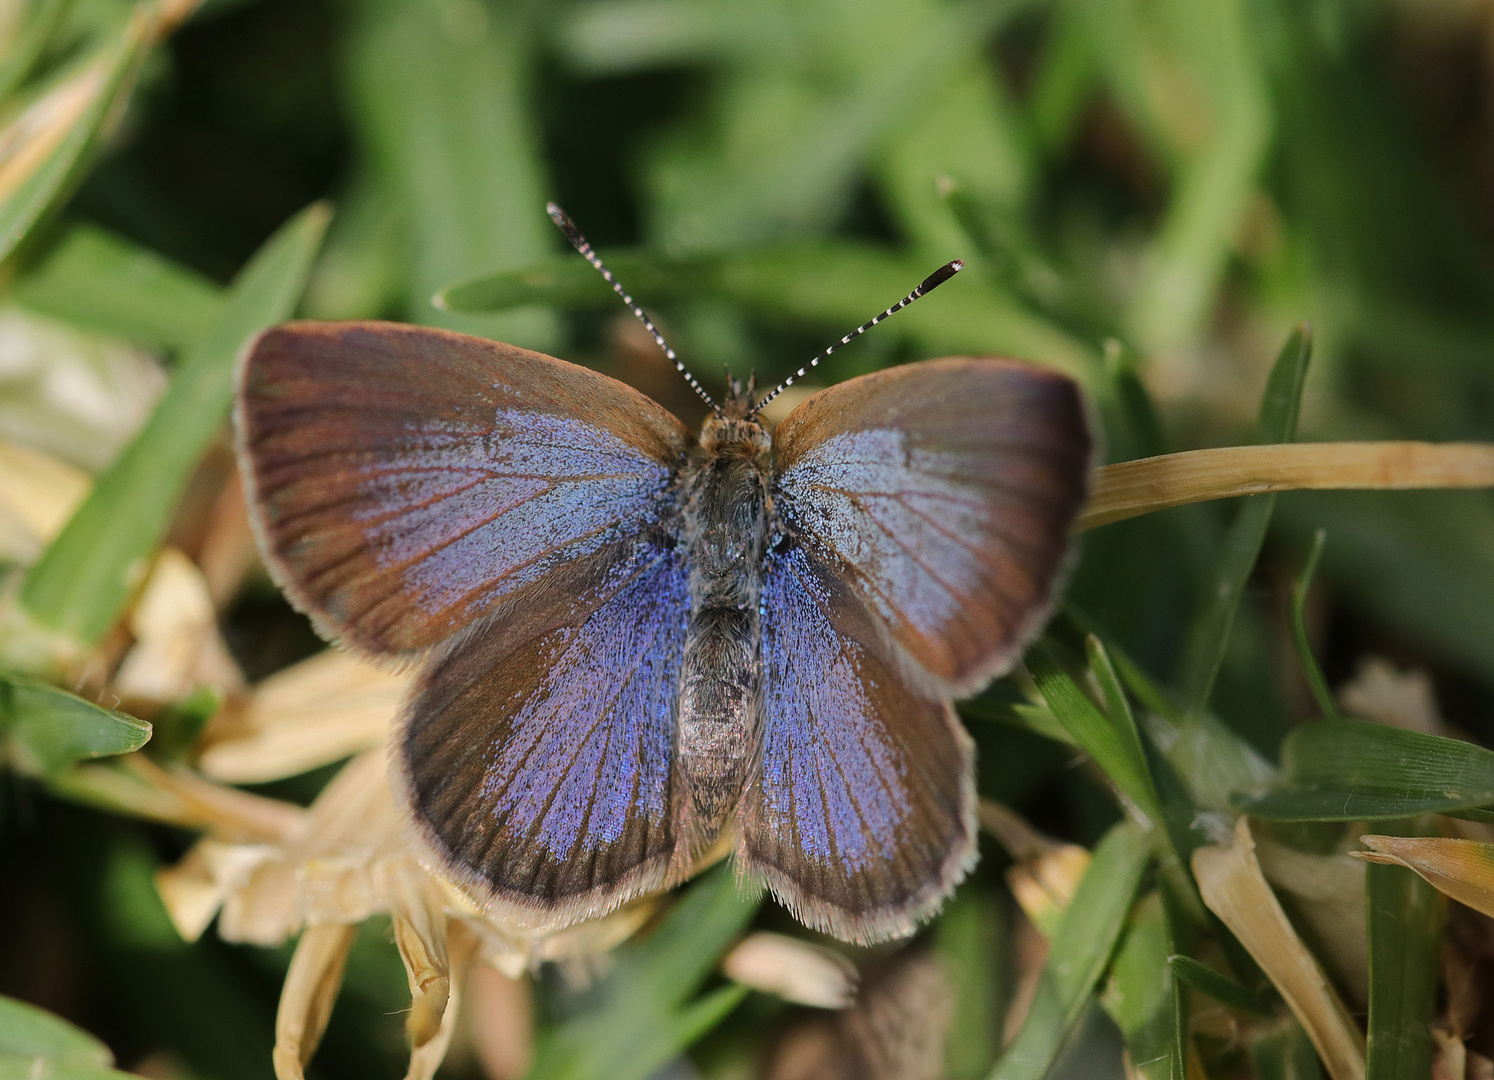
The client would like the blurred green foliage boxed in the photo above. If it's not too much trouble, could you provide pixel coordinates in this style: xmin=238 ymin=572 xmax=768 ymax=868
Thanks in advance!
xmin=0 ymin=0 xmax=1492 ymax=1079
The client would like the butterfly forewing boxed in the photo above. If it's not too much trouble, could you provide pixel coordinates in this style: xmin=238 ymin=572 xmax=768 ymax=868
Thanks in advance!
xmin=398 ymin=536 xmax=689 ymax=925
xmin=770 ymin=358 xmax=1092 ymax=693
xmin=236 ymin=321 xmax=689 ymax=657
xmin=743 ymin=542 xmax=977 ymax=944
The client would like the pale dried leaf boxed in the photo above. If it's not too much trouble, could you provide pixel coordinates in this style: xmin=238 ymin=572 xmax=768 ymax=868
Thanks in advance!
xmin=155 ymin=838 xmax=278 ymax=941
xmin=723 ymin=932 xmax=858 ymax=1009
xmin=115 ymin=547 xmax=244 ymax=704
xmin=274 ymin=922 xmax=358 ymax=1080
xmin=1337 ymin=657 xmax=1443 ymax=734
xmin=1006 ymin=843 xmax=1091 ymax=937
xmin=1193 ymin=818 xmax=1365 ymax=1080
xmin=0 ymin=438 xmax=89 ymax=559
xmin=129 ymin=753 xmax=305 ymax=841
xmin=1254 ymin=838 xmax=1369 ymax=1007
xmin=1433 ymin=1028 xmax=1465 ymax=1080
xmin=1354 ymin=836 xmax=1494 ymax=920
xmin=199 ymin=650 xmax=406 ymax=783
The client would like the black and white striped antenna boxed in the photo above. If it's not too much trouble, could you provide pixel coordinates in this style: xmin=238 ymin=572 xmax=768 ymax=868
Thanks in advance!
xmin=748 ymin=259 xmax=963 ymax=417
xmin=547 ymin=202 xmax=720 ymax=415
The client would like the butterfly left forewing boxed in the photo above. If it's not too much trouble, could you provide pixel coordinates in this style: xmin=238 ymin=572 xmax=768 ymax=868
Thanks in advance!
xmin=236 ymin=320 xmax=689 ymax=659
xmin=741 ymin=542 xmax=976 ymax=945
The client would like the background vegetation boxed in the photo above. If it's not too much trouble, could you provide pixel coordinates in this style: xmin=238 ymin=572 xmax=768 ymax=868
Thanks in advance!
xmin=2 ymin=0 xmax=1494 ymax=1078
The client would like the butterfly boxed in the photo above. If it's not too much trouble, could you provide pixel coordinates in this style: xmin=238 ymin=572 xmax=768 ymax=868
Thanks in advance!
xmin=233 ymin=205 xmax=1092 ymax=945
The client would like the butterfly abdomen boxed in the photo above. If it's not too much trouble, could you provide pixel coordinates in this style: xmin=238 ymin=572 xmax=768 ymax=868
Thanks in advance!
xmin=677 ymin=418 xmax=772 ymax=851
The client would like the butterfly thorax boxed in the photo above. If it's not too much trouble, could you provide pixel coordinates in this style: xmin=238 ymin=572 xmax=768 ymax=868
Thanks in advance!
xmin=675 ymin=412 xmax=772 ymax=857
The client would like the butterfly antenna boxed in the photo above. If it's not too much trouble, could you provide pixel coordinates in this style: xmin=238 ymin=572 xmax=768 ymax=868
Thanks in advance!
xmin=749 ymin=259 xmax=964 ymax=417
xmin=547 ymin=202 xmax=719 ymax=414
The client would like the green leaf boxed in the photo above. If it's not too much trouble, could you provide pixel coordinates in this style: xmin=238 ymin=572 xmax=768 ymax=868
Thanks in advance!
xmin=0 ymin=994 xmax=137 ymax=1080
xmin=0 ymin=995 xmax=111 ymax=1064
xmin=1180 ymin=325 xmax=1312 ymax=720
xmin=988 ymin=820 xmax=1150 ymax=1080
xmin=1237 ymin=720 xmax=1494 ymax=820
xmin=16 ymin=202 xmax=330 ymax=654
xmin=11 ymin=223 xmax=223 ymax=352
xmin=527 ymin=863 xmax=762 ymax=1080
xmin=1366 ymin=822 xmax=1444 ymax=1080
xmin=1167 ymin=955 xmax=1270 ymax=1016
xmin=436 ymin=242 xmax=1094 ymax=378
xmin=1 ymin=674 xmax=150 ymax=775
xmin=0 ymin=11 xmax=153 ymax=266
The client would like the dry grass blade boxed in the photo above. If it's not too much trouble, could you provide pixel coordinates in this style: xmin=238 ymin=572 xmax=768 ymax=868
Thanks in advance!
xmin=1353 ymin=836 xmax=1494 ymax=920
xmin=1080 ymin=442 xmax=1494 ymax=530
xmin=1193 ymin=818 xmax=1366 ymax=1080
xmin=273 ymin=922 xmax=358 ymax=1080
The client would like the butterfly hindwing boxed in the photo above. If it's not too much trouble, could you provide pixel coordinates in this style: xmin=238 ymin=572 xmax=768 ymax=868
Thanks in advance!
xmin=742 ymin=542 xmax=977 ymax=944
xmin=771 ymin=358 xmax=1091 ymax=692
xmin=398 ymin=536 xmax=690 ymax=926
xmin=235 ymin=321 xmax=689 ymax=657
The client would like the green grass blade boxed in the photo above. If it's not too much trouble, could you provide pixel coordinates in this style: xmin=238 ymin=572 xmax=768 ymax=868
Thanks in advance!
xmin=527 ymin=863 xmax=761 ymax=1080
xmin=1252 ymin=1022 xmax=1324 ymax=1080
xmin=436 ymin=243 xmax=1094 ymax=378
xmin=10 ymin=223 xmax=223 ymax=351
xmin=1027 ymin=641 xmax=1156 ymax=817
xmin=1365 ymin=823 xmax=1443 ymax=1080
xmin=1289 ymin=528 xmax=1338 ymax=719
xmin=0 ymin=11 xmax=153 ymax=266
xmin=988 ymin=821 xmax=1149 ymax=1080
xmin=1102 ymin=892 xmax=1182 ymax=1080
xmin=1180 ymin=325 xmax=1312 ymax=720
xmin=1 ymin=675 xmax=150 ymax=775
xmin=1237 ymin=719 xmax=1494 ymax=820
xmin=16 ymin=202 xmax=330 ymax=654
xmin=0 ymin=0 xmax=75 ymax=100
xmin=343 ymin=0 xmax=553 ymax=347
xmin=1278 ymin=489 xmax=1494 ymax=688
xmin=1168 ymin=955 xmax=1270 ymax=1016
xmin=937 ymin=887 xmax=1009 ymax=1079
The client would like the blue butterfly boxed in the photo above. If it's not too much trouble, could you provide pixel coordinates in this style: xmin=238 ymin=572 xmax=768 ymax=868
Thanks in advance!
xmin=234 ymin=206 xmax=1092 ymax=944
